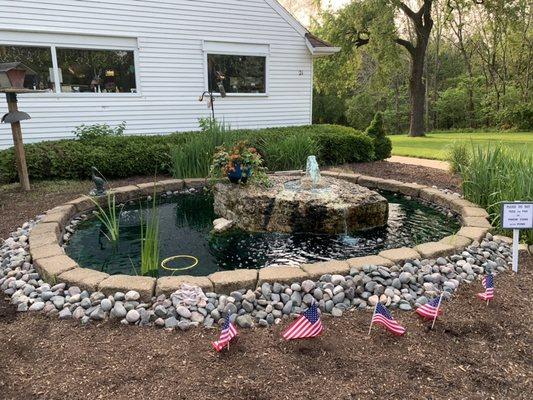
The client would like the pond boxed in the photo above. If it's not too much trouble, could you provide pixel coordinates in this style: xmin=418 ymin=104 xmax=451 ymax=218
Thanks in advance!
xmin=65 ymin=190 xmax=460 ymax=277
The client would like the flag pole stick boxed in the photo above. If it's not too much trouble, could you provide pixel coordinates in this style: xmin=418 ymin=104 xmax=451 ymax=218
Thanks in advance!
xmin=368 ymin=303 xmax=377 ymax=336
xmin=431 ymin=293 xmax=444 ymax=330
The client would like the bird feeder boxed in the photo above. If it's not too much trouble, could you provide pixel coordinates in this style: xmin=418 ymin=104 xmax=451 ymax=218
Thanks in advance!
xmin=0 ymin=62 xmax=40 ymax=191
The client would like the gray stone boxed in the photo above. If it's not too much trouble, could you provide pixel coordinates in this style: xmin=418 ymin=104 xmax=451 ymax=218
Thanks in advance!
xmin=29 ymin=301 xmax=45 ymax=311
xmin=100 ymin=298 xmax=113 ymax=312
xmin=282 ymin=300 xmax=293 ymax=315
xmin=112 ymin=302 xmax=127 ymax=318
xmin=301 ymin=280 xmax=315 ymax=293
xmin=126 ymin=309 xmax=140 ymax=323
xmin=236 ymin=314 xmax=253 ymax=328
xmin=90 ymin=306 xmax=106 ymax=320
xmin=176 ymin=305 xmax=192 ymax=319
xmin=125 ymin=290 xmax=140 ymax=301
xmin=178 ymin=320 xmax=191 ymax=331
xmin=165 ymin=316 xmax=179 ymax=329
xmin=331 ymin=307 xmax=343 ymax=317
xmin=59 ymin=308 xmax=72 ymax=319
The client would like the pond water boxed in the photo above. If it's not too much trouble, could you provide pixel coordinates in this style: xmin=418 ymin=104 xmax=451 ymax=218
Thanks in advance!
xmin=65 ymin=191 xmax=460 ymax=277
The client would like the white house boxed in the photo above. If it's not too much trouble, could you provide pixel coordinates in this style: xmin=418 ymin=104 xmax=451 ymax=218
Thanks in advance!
xmin=0 ymin=0 xmax=338 ymax=149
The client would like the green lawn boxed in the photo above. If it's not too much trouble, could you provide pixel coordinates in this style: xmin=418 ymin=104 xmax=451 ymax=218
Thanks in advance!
xmin=390 ymin=131 xmax=533 ymax=160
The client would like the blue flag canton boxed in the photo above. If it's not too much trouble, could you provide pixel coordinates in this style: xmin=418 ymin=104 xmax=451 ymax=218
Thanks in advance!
xmin=427 ymin=297 xmax=441 ymax=307
xmin=376 ymin=303 xmax=392 ymax=319
xmin=303 ymin=304 xmax=320 ymax=324
xmin=223 ymin=315 xmax=232 ymax=330
xmin=485 ymin=274 xmax=494 ymax=288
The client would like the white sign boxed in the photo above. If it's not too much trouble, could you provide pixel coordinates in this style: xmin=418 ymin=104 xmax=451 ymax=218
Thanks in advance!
xmin=501 ymin=202 xmax=533 ymax=230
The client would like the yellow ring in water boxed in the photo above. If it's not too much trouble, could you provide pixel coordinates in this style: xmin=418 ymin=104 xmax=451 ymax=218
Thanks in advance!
xmin=160 ymin=255 xmax=199 ymax=272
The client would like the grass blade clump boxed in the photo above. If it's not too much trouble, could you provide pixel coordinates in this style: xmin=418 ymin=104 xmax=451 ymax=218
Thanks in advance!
xmin=87 ymin=193 xmax=122 ymax=243
xmin=260 ymin=132 xmax=318 ymax=171
xmin=139 ymin=188 xmax=160 ymax=277
xmin=459 ymin=143 xmax=533 ymax=244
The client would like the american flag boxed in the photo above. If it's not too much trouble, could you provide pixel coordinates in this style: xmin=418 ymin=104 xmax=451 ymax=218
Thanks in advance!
xmin=282 ymin=303 xmax=323 ymax=340
xmin=416 ymin=296 xmax=444 ymax=319
xmin=212 ymin=315 xmax=238 ymax=352
xmin=477 ymin=274 xmax=494 ymax=301
xmin=371 ymin=303 xmax=406 ymax=336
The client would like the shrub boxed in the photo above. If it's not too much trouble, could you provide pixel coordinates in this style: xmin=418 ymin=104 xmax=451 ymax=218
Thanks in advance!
xmin=0 ymin=124 xmax=376 ymax=183
xmin=73 ymin=122 xmax=126 ymax=141
xmin=364 ymin=112 xmax=392 ymax=160
xmin=312 ymin=94 xmax=347 ymax=125
xmin=446 ymin=141 xmax=470 ymax=174
xmin=312 ymin=125 xmax=374 ymax=165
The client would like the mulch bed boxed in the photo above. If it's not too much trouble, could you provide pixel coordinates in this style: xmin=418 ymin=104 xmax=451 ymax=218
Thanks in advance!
xmin=1 ymin=162 xmax=530 ymax=399
xmin=0 ymin=254 xmax=531 ymax=399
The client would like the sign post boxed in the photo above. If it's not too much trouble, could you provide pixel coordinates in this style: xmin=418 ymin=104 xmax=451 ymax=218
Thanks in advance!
xmin=501 ymin=202 xmax=533 ymax=273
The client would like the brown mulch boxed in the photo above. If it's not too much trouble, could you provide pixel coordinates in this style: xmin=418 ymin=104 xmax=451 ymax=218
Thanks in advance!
xmin=0 ymin=254 xmax=531 ymax=400
xmin=336 ymin=161 xmax=463 ymax=194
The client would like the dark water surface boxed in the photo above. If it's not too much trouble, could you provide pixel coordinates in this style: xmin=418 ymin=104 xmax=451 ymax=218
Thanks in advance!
xmin=65 ymin=191 xmax=460 ymax=277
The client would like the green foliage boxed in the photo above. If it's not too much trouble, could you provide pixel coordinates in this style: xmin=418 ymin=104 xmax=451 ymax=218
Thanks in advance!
xmin=313 ymin=126 xmax=374 ymax=165
xmin=209 ymin=141 xmax=268 ymax=184
xmin=459 ymin=143 xmax=533 ymax=244
xmin=364 ymin=112 xmax=392 ymax=160
xmin=73 ymin=122 xmax=126 ymax=141
xmin=312 ymin=94 xmax=347 ymax=125
xmin=0 ymin=124 xmax=378 ymax=183
xmin=87 ymin=193 xmax=122 ymax=243
xmin=446 ymin=141 xmax=470 ymax=174
xmin=261 ymin=132 xmax=318 ymax=171
xmin=139 ymin=191 xmax=160 ymax=277
xmin=170 ymin=119 xmax=232 ymax=179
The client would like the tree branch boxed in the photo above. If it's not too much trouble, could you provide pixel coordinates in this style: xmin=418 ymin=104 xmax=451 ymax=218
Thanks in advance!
xmin=398 ymin=1 xmax=416 ymax=20
xmin=395 ymin=38 xmax=415 ymax=55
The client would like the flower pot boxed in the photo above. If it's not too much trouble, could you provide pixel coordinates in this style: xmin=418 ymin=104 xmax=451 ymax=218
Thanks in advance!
xmin=228 ymin=163 xmax=252 ymax=184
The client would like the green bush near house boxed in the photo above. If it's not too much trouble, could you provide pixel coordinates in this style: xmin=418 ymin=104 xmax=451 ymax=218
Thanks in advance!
xmin=0 ymin=123 xmax=382 ymax=183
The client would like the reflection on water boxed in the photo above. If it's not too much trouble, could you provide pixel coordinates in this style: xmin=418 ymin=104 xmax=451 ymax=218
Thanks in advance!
xmin=65 ymin=191 xmax=460 ymax=277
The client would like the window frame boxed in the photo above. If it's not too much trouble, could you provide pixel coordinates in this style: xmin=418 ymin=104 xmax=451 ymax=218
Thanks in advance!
xmin=0 ymin=32 xmax=141 ymax=97
xmin=202 ymin=40 xmax=270 ymax=97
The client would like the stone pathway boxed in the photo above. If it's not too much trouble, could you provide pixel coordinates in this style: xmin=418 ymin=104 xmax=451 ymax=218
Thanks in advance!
xmin=387 ymin=156 xmax=450 ymax=171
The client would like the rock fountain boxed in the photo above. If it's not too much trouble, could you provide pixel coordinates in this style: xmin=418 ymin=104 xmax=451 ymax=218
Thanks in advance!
xmin=213 ymin=156 xmax=389 ymax=234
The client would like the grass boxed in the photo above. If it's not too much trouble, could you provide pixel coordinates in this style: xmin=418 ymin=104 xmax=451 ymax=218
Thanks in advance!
xmin=139 ymin=188 xmax=161 ymax=277
xmin=88 ymin=193 xmax=122 ymax=243
xmin=449 ymin=142 xmax=533 ymax=244
xmin=390 ymin=131 xmax=533 ymax=160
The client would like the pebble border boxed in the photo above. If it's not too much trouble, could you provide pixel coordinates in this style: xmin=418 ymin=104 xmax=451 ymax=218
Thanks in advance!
xmin=28 ymin=172 xmax=493 ymax=300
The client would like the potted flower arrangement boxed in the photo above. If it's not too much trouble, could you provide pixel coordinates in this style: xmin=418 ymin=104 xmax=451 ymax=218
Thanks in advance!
xmin=210 ymin=141 xmax=268 ymax=184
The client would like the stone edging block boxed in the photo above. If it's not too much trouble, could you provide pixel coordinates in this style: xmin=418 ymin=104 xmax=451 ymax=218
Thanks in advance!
xmin=58 ymin=268 xmax=109 ymax=292
xmin=438 ymin=235 xmax=472 ymax=250
xmin=34 ymin=255 xmax=78 ymax=281
xmin=29 ymin=243 xmax=65 ymax=260
xmin=98 ymin=275 xmax=156 ymax=302
xmin=257 ymin=266 xmax=309 ymax=286
xmin=414 ymin=242 xmax=456 ymax=259
xmin=136 ymin=179 xmax=184 ymax=196
xmin=378 ymin=247 xmax=421 ymax=264
xmin=346 ymin=255 xmax=394 ymax=272
xmin=301 ymin=260 xmax=350 ymax=280
xmin=208 ymin=270 xmax=258 ymax=294
xmin=156 ymin=276 xmax=213 ymax=296
xmin=455 ymin=227 xmax=489 ymax=242
xmin=462 ymin=216 xmax=492 ymax=228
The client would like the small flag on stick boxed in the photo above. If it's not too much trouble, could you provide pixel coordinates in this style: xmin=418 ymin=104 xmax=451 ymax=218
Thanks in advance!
xmin=416 ymin=293 xmax=444 ymax=329
xmin=212 ymin=315 xmax=238 ymax=352
xmin=282 ymin=303 xmax=323 ymax=340
xmin=368 ymin=303 xmax=406 ymax=336
xmin=477 ymin=274 xmax=494 ymax=304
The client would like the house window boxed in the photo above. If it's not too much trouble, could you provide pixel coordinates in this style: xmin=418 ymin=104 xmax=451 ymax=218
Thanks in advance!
xmin=56 ymin=48 xmax=136 ymax=93
xmin=208 ymin=54 xmax=266 ymax=94
xmin=0 ymin=45 xmax=54 ymax=91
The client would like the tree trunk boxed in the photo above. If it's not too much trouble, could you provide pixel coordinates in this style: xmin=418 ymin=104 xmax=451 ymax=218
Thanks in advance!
xmin=409 ymin=49 xmax=427 ymax=137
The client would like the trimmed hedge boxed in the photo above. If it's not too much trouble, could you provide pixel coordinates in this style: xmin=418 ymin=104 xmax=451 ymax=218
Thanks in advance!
xmin=0 ymin=125 xmax=380 ymax=183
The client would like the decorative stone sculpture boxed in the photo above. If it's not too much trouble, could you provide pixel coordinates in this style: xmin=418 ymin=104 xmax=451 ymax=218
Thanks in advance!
xmin=91 ymin=167 xmax=106 ymax=196
xmin=213 ymin=175 xmax=388 ymax=234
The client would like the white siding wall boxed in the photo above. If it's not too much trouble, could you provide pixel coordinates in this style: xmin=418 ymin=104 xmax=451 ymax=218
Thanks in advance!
xmin=0 ymin=0 xmax=313 ymax=148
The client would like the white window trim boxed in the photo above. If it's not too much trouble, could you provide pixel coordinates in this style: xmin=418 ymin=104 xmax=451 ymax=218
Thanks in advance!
xmin=202 ymin=40 xmax=270 ymax=97
xmin=0 ymin=31 xmax=141 ymax=97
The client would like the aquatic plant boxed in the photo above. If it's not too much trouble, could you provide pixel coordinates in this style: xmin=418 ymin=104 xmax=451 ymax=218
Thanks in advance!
xmin=139 ymin=190 xmax=161 ymax=277
xmin=87 ymin=193 xmax=122 ymax=243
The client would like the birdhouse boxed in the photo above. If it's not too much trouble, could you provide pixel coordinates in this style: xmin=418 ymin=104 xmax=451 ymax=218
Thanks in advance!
xmin=0 ymin=62 xmax=36 ymax=89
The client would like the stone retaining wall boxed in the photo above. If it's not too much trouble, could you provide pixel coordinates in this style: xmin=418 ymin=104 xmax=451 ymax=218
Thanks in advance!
xmin=28 ymin=174 xmax=492 ymax=301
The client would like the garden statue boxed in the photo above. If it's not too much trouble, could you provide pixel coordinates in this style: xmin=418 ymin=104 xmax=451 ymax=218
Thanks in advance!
xmin=91 ymin=166 xmax=106 ymax=196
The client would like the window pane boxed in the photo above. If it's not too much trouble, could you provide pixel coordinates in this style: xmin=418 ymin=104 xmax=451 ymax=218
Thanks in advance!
xmin=56 ymin=48 xmax=136 ymax=93
xmin=0 ymin=45 xmax=54 ymax=91
xmin=208 ymin=54 xmax=265 ymax=94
